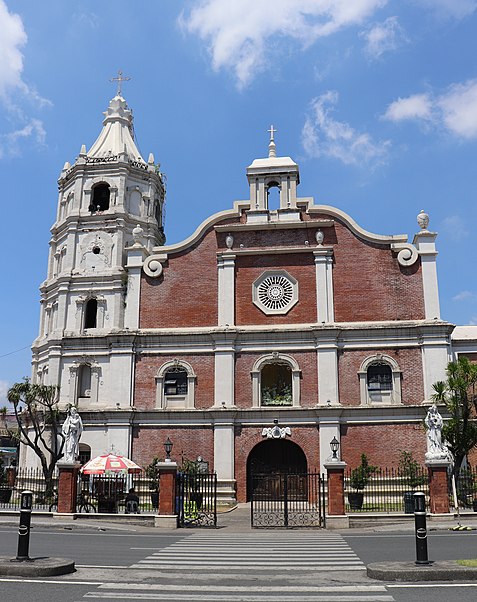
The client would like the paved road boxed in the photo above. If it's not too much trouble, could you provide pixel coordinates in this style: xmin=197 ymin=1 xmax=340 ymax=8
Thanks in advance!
xmin=2 ymin=521 xmax=477 ymax=601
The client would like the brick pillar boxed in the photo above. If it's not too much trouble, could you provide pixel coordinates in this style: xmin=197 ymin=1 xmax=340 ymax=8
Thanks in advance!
xmin=57 ymin=462 xmax=81 ymax=513
xmin=155 ymin=461 xmax=178 ymax=528
xmin=324 ymin=461 xmax=349 ymax=529
xmin=426 ymin=459 xmax=451 ymax=514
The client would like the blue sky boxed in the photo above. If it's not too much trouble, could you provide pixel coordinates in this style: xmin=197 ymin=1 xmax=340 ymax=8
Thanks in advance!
xmin=1 ymin=0 xmax=477 ymax=405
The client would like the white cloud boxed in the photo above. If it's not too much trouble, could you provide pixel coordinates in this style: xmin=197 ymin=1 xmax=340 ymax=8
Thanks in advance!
xmin=438 ymin=81 xmax=477 ymax=139
xmin=0 ymin=118 xmax=46 ymax=159
xmin=0 ymin=1 xmax=50 ymax=159
xmin=441 ymin=215 xmax=469 ymax=241
xmin=0 ymin=0 xmax=27 ymax=99
xmin=383 ymin=80 xmax=477 ymax=139
xmin=302 ymin=91 xmax=390 ymax=166
xmin=360 ymin=16 xmax=408 ymax=59
xmin=180 ymin=0 xmax=387 ymax=88
xmin=383 ymin=93 xmax=433 ymax=121
xmin=415 ymin=0 xmax=477 ymax=20
xmin=452 ymin=291 xmax=477 ymax=302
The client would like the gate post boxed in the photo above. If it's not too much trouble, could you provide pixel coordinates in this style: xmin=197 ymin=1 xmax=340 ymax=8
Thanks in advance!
xmin=324 ymin=461 xmax=349 ymax=529
xmin=426 ymin=458 xmax=451 ymax=515
xmin=57 ymin=462 xmax=81 ymax=514
xmin=155 ymin=461 xmax=178 ymax=529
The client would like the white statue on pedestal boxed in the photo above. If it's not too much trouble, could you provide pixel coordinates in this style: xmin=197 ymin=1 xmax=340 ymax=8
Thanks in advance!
xmin=425 ymin=404 xmax=449 ymax=460
xmin=62 ymin=406 xmax=83 ymax=463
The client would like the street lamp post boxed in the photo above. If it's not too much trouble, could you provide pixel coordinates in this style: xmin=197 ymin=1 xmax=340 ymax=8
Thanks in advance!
xmin=164 ymin=437 xmax=173 ymax=462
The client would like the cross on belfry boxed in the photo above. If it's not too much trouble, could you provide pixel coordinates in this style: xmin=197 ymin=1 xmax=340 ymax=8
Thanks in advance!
xmin=110 ymin=70 xmax=131 ymax=96
xmin=268 ymin=125 xmax=277 ymax=141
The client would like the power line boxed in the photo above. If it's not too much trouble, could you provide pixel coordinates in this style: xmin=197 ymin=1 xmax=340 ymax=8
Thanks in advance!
xmin=0 ymin=345 xmax=30 ymax=359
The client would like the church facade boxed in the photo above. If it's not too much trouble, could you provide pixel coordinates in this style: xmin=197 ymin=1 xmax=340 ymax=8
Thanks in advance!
xmin=28 ymin=92 xmax=477 ymax=504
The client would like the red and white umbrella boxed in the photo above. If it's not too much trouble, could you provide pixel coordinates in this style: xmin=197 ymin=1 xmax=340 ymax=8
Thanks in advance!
xmin=81 ymin=453 xmax=142 ymax=475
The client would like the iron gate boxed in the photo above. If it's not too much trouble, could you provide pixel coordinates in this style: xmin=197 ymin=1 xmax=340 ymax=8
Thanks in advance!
xmin=176 ymin=472 xmax=217 ymax=527
xmin=251 ymin=472 xmax=325 ymax=528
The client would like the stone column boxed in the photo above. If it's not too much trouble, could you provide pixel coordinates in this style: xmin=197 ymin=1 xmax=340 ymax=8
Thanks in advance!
xmin=213 ymin=419 xmax=236 ymax=506
xmin=217 ymin=253 xmax=236 ymax=326
xmin=324 ymin=460 xmax=349 ymax=529
xmin=57 ymin=462 xmax=81 ymax=514
xmin=427 ymin=459 xmax=451 ymax=514
xmin=155 ymin=461 xmax=178 ymax=528
xmin=313 ymin=249 xmax=334 ymax=323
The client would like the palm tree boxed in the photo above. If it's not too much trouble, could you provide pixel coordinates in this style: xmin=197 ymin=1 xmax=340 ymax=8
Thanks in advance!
xmin=431 ymin=357 xmax=477 ymax=479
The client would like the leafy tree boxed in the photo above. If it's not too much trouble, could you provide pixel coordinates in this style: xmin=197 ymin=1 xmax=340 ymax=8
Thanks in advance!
xmin=431 ymin=356 xmax=477 ymax=477
xmin=349 ymin=454 xmax=377 ymax=491
xmin=7 ymin=378 xmax=65 ymax=496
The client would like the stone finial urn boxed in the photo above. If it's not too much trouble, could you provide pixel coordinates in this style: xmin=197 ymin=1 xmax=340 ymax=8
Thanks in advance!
xmin=417 ymin=209 xmax=429 ymax=231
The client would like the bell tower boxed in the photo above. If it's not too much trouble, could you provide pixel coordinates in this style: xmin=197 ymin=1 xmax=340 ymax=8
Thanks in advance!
xmin=32 ymin=81 xmax=165 ymax=410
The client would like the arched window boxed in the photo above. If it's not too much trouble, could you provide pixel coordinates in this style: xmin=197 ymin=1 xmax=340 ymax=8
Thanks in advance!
xmin=155 ymin=361 xmax=196 ymax=409
xmin=78 ymin=443 xmax=91 ymax=466
xmin=84 ymin=298 xmax=97 ymax=329
xmin=267 ymin=182 xmax=280 ymax=210
xmin=78 ymin=365 xmax=92 ymax=399
xmin=260 ymin=363 xmax=292 ymax=406
xmin=358 ymin=355 xmax=402 ymax=405
xmin=90 ymin=183 xmax=110 ymax=212
xmin=164 ymin=367 xmax=188 ymax=396
xmin=251 ymin=354 xmax=301 ymax=408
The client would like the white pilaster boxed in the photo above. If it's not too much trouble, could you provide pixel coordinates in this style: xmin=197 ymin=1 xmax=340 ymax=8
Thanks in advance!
xmin=314 ymin=248 xmax=334 ymax=323
xmin=316 ymin=334 xmax=339 ymax=405
xmin=214 ymin=345 xmax=235 ymax=408
xmin=217 ymin=253 xmax=236 ymax=326
xmin=213 ymin=419 xmax=236 ymax=505
xmin=125 ymin=243 xmax=149 ymax=329
xmin=420 ymin=334 xmax=451 ymax=401
xmin=414 ymin=231 xmax=440 ymax=320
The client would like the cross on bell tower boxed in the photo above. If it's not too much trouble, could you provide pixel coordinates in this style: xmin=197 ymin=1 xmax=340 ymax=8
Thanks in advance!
xmin=110 ymin=70 xmax=131 ymax=97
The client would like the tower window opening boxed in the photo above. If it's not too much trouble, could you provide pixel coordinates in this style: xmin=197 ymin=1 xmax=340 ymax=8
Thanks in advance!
xmin=90 ymin=183 xmax=110 ymax=211
xmin=92 ymin=246 xmax=100 ymax=254
xmin=78 ymin=365 xmax=92 ymax=398
xmin=267 ymin=182 xmax=280 ymax=211
xmin=84 ymin=298 xmax=98 ymax=329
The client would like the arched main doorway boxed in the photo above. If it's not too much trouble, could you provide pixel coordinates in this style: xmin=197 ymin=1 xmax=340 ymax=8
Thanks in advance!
xmin=246 ymin=439 xmax=307 ymax=501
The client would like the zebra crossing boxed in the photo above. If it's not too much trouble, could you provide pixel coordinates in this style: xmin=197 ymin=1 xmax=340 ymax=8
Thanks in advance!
xmin=79 ymin=532 xmax=395 ymax=601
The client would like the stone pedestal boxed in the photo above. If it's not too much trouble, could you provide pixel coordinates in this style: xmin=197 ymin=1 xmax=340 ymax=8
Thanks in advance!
xmin=57 ymin=462 xmax=81 ymax=513
xmin=324 ymin=460 xmax=349 ymax=529
xmin=155 ymin=461 xmax=178 ymax=528
xmin=426 ymin=459 xmax=451 ymax=514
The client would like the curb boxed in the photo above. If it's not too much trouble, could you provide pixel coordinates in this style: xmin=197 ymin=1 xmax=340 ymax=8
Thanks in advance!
xmin=0 ymin=557 xmax=75 ymax=577
xmin=367 ymin=560 xmax=477 ymax=582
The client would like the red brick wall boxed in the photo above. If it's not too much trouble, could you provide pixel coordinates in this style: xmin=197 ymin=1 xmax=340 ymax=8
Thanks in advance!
xmin=134 ymin=354 xmax=215 ymax=410
xmin=234 ymin=351 xmax=318 ymax=408
xmin=338 ymin=348 xmax=424 ymax=405
xmin=341 ymin=423 xmax=427 ymax=469
xmin=310 ymin=214 xmax=425 ymax=322
xmin=140 ymin=228 xmax=220 ymax=328
xmin=139 ymin=212 xmax=425 ymax=329
xmin=132 ymin=425 xmax=214 ymax=470
xmin=234 ymin=426 xmax=320 ymax=502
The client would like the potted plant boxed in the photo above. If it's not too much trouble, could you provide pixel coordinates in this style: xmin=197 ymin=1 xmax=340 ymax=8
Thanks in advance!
xmin=399 ymin=451 xmax=427 ymax=513
xmin=348 ymin=454 xmax=377 ymax=510
xmin=145 ymin=457 xmax=161 ymax=510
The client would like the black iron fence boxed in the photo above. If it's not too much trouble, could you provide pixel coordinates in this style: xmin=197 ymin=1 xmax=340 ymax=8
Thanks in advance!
xmin=448 ymin=466 xmax=477 ymax=511
xmin=0 ymin=467 xmax=58 ymax=511
xmin=251 ymin=472 xmax=325 ymax=528
xmin=344 ymin=466 xmax=429 ymax=513
xmin=76 ymin=473 xmax=159 ymax=514
xmin=176 ymin=471 xmax=217 ymax=527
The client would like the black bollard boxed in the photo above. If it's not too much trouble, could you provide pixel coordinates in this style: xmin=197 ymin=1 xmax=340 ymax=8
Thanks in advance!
xmin=16 ymin=490 xmax=33 ymax=562
xmin=413 ymin=491 xmax=429 ymax=565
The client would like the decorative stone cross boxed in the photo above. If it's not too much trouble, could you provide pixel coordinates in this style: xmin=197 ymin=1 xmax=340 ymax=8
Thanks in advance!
xmin=267 ymin=125 xmax=277 ymax=141
xmin=110 ymin=70 xmax=131 ymax=96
